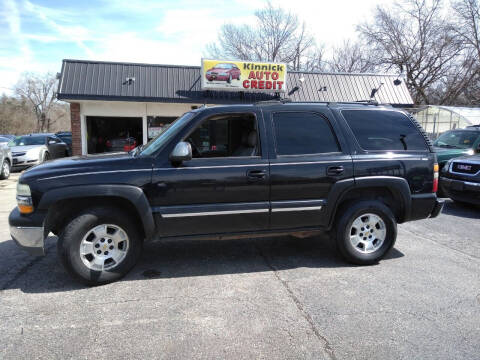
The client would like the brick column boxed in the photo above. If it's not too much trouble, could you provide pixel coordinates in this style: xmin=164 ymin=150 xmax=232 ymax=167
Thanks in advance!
xmin=70 ymin=103 xmax=82 ymax=156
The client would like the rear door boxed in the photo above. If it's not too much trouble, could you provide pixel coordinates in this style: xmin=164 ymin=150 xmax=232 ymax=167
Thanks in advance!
xmin=338 ymin=109 xmax=433 ymax=194
xmin=264 ymin=105 xmax=353 ymax=230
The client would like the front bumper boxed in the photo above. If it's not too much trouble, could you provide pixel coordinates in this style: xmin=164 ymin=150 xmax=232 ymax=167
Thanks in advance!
xmin=206 ymin=74 xmax=228 ymax=81
xmin=12 ymin=155 xmax=39 ymax=168
xmin=440 ymin=176 xmax=480 ymax=205
xmin=8 ymin=207 xmax=46 ymax=256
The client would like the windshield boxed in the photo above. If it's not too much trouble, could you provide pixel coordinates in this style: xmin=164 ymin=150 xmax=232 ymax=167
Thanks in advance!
xmin=8 ymin=136 xmax=46 ymax=146
xmin=433 ymin=130 xmax=479 ymax=149
xmin=139 ymin=112 xmax=195 ymax=156
xmin=214 ymin=63 xmax=231 ymax=69
xmin=57 ymin=135 xmax=72 ymax=145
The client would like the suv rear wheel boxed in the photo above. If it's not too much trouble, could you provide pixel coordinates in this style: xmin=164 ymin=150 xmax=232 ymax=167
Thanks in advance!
xmin=335 ymin=200 xmax=397 ymax=265
xmin=57 ymin=207 xmax=143 ymax=285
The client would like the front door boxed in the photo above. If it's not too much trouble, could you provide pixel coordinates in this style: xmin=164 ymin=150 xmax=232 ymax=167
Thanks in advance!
xmin=47 ymin=136 xmax=64 ymax=158
xmin=150 ymin=110 xmax=270 ymax=237
xmin=264 ymin=106 xmax=354 ymax=230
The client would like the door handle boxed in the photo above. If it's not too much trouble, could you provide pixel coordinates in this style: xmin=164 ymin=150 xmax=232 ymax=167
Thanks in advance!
xmin=247 ymin=170 xmax=266 ymax=180
xmin=327 ymin=166 xmax=344 ymax=176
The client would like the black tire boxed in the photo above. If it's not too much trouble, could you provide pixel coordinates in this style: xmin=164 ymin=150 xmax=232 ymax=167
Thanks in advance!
xmin=334 ymin=200 xmax=397 ymax=265
xmin=43 ymin=151 xmax=50 ymax=162
xmin=57 ymin=207 xmax=143 ymax=285
xmin=0 ymin=159 xmax=10 ymax=180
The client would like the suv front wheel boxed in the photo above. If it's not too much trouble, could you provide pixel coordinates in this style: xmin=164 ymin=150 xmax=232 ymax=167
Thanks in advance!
xmin=57 ymin=207 xmax=143 ymax=285
xmin=335 ymin=200 xmax=397 ymax=265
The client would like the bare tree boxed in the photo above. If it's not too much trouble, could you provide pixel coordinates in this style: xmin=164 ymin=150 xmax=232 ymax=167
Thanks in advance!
xmin=15 ymin=72 xmax=59 ymax=132
xmin=327 ymin=40 xmax=377 ymax=73
xmin=450 ymin=0 xmax=480 ymax=103
xmin=358 ymin=0 xmax=464 ymax=104
xmin=453 ymin=0 xmax=480 ymax=58
xmin=302 ymin=45 xmax=327 ymax=72
xmin=206 ymin=2 xmax=318 ymax=70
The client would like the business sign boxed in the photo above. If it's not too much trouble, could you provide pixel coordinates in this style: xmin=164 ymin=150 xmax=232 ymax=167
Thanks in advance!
xmin=201 ymin=59 xmax=287 ymax=92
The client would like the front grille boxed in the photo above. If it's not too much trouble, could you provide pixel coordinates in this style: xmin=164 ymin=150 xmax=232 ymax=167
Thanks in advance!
xmin=452 ymin=162 xmax=480 ymax=175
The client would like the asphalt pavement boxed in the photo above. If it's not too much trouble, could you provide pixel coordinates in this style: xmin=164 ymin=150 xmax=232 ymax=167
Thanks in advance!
xmin=0 ymin=172 xmax=479 ymax=359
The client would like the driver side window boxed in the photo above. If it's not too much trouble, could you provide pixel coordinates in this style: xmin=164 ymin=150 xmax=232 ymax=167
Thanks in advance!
xmin=186 ymin=113 xmax=260 ymax=158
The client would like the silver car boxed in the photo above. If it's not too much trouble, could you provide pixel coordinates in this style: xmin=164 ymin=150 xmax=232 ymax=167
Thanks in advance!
xmin=9 ymin=134 xmax=69 ymax=170
xmin=0 ymin=142 xmax=12 ymax=179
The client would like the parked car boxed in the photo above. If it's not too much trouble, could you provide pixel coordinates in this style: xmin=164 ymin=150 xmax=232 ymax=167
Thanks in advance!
xmin=0 ymin=142 xmax=12 ymax=179
xmin=0 ymin=136 xmax=12 ymax=145
xmin=439 ymin=155 xmax=480 ymax=205
xmin=55 ymin=131 xmax=72 ymax=156
xmin=106 ymin=136 xmax=137 ymax=152
xmin=433 ymin=127 xmax=480 ymax=166
xmin=8 ymin=134 xmax=69 ymax=170
xmin=0 ymin=134 xmax=16 ymax=140
xmin=205 ymin=63 xmax=241 ymax=83
xmin=9 ymin=102 xmax=444 ymax=285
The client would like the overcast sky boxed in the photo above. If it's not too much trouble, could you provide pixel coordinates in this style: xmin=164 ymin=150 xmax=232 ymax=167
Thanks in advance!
xmin=0 ymin=0 xmax=393 ymax=94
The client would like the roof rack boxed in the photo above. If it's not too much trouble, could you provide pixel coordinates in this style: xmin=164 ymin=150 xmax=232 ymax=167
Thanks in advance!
xmin=353 ymin=100 xmax=379 ymax=105
xmin=254 ymin=99 xmax=389 ymax=107
xmin=254 ymin=99 xmax=292 ymax=105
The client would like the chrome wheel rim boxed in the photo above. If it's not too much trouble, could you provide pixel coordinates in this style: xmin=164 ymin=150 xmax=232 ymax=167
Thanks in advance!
xmin=2 ymin=162 xmax=9 ymax=177
xmin=349 ymin=213 xmax=386 ymax=254
xmin=80 ymin=224 xmax=129 ymax=271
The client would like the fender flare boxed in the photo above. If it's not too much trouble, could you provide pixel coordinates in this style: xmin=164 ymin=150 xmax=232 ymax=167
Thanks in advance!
xmin=325 ymin=176 xmax=412 ymax=229
xmin=38 ymin=184 xmax=155 ymax=239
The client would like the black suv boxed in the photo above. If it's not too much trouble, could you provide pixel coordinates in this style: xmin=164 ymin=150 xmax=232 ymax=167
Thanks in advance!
xmin=9 ymin=102 xmax=444 ymax=285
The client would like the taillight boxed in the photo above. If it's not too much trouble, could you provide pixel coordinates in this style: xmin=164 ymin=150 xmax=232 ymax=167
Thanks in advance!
xmin=433 ymin=163 xmax=439 ymax=193
xmin=106 ymin=140 xmax=111 ymax=148
xmin=123 ymin=141 xmax=136 ymax=152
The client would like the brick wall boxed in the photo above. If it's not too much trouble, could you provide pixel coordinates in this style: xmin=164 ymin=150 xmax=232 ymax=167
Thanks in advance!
xmin=70 ymin=103 xmax=81 ymax=156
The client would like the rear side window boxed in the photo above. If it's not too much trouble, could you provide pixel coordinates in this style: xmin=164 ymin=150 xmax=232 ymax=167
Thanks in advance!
xmin=273 ymin=112 xmax=340 ymax=155
xmin=342 ymin=110 xmax=428 ymax=151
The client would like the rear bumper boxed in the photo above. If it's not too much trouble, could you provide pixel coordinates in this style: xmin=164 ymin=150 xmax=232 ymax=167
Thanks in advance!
xmin=430 ymin=198 xmax=444 ymax=218
xmin=8 ymin=207 xmax=46 ymax=256
xmin=408 ymin=193 xmax=444 ymax=221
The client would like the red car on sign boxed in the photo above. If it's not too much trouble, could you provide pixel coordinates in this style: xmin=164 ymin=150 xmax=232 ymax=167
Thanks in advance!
xmin=205 ymin=63 xmax=241 ymax=83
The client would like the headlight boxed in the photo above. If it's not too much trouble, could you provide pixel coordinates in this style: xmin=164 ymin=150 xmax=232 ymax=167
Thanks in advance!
xmin=466 ymin=149 xmax=474 ymax=156
xmin=16 ymin=183 xmax=33 ymax=214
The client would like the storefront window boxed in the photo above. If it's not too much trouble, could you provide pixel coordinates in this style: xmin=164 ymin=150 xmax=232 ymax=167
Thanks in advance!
xmin=147 ymin=116 xmax=177 ymax=140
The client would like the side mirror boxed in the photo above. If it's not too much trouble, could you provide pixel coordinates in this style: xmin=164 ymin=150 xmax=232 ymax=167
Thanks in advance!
xmin=169 ymin=141 xmax=192 ymax=164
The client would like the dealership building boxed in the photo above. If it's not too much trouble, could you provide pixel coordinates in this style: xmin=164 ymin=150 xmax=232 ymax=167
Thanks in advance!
xmin=56 ymin=59 xmax=414 ymax=156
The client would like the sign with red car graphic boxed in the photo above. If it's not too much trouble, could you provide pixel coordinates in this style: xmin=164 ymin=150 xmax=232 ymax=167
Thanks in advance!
xmin=201 ymin=59 xmax=287 ymax=92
